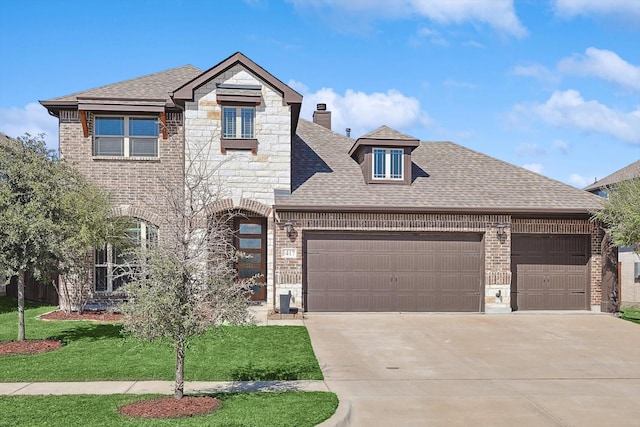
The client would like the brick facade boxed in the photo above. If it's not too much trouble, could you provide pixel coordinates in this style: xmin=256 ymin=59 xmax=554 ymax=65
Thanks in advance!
xmin=273 ymin=212 xmax=603 ymax=312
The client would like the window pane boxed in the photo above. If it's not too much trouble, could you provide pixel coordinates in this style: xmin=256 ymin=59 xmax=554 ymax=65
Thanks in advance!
xmin=239 ymin=238 xmax=262 ymax=249
xmin=240 ymin=253 xmax=262 ymax=264
xmin=390 ymin=149 xmax=403 ymax=179
xmin=95 ymin=137 xmax=124 ymax=156
xmin=223 ymin=107 xmax=236 ymax=138
xmin=95 ymin=117 xmax=124 ymax=136
xmin=129 ymin=118 xmax=158 ymax=136
xmin=239 ymin=223 xmax=262 ymax=234
xmin=130 ymin=138 xmax=158 ymax=157
xmin=147 ymin=225 xmax=158 ymax=246
xmin=241 ymin=108 xmax=254 ymax=139
xmin=95 ymin=267 xmax=107 ymax=292
xmin=373 ymin=149 xmax=386 ymax=179
xmin=95 ymin=246 xmax=107 ymax=265
xmin=238 ymin=267 xmax=262 ymax=278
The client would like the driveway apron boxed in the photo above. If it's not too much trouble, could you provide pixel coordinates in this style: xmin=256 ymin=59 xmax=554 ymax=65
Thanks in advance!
xmin=305 ymin=313 xmax=640 ymax=427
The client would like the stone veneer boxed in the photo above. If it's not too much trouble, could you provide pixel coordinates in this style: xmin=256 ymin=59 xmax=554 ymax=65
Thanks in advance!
xmin=274 ymin=212 xmax=603 ymax=313
xmin=184 ymin=64 xmax=292 ymax=207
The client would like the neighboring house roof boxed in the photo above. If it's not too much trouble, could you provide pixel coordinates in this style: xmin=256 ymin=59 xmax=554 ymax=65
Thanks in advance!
xmin=40 ymin=65 xmax=203 ymax=113
xmin=584 ymin=159 xmax=640 ymax=192
xmin=277 ymin=119 xmax=603 ymax=214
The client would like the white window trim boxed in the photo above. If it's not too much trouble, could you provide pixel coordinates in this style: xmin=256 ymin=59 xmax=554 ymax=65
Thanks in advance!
xmin=222 ymin=106 xmax=255 ymax=139
xmin=94 ymin=115 xmax=159 ymax=158
xmin=372 ymin=148 xmax=404 ymax=180
xmin=95 ymin=221 xmax=157 ymax=293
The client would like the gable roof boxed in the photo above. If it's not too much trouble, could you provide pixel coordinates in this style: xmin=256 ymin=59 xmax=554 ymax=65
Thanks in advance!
xmin=40 ymin=65 xmax=202 ymax=114
xmin=171 ymin=52 xmax=302 ymax=106
xmin=584 ymin=159 xmax=640 ymax=191
xmin=277 ymin=120 xmax=602 ymax=215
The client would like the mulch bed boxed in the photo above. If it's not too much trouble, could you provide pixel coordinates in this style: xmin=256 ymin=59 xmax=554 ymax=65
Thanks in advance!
xmin=119 ymin=396 xmax=220 ymax=419
xmin=0 ymin=339 xmax=63 ymax=356
xmin=39 ymin=310 xmax=123 ymax=322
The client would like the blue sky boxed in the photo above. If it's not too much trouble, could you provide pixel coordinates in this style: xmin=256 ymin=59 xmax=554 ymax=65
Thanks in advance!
xmin=1 ymin=0 xmax=639 ymax=188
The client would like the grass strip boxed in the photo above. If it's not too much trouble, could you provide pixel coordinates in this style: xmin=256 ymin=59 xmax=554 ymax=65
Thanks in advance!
xmin=0 ymin=391 xmax=338 ymax=427
xmin=0 ymin=297 xmax=322 ymax=382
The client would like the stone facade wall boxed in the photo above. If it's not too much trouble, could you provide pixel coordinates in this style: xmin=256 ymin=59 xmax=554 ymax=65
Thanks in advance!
xmin=274 ymin=212 xmax=603 ymax=312
xmin=184 ymin=64 xmax=292 ymax=208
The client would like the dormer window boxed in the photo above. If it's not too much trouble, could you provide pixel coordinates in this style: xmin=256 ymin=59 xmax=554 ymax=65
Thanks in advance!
xmin=348 ymin=125 xmax=420 ymax=185
xmin=373 ymin=148 xmax=404 ymax=180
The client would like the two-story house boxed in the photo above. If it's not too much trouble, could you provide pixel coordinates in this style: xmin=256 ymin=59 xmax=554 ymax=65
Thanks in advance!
xmin=41 ymin=52 xmax=609 ymax=314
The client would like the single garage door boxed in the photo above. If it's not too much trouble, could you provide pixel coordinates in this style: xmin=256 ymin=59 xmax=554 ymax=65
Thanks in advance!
xmin=511 ymin=234 xmax=590 ymax=311
xmin=304 ymin=232 xmax=483 ymax=312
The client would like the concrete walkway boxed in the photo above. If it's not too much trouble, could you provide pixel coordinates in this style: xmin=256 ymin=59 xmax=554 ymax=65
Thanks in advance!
xmin=0 ymin=380 xmax=329 ymax=395
xmin=305 ymin=312 xmax=640 ymax=427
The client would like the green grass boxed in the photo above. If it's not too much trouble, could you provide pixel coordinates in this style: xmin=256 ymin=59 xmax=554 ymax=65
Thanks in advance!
xmin=0 ymin=296 xmax=323 ymax=382
xmin=620 ymin=306 xmax=640 ymax=325
xmin=0 ymin=392 xmax=339 ymax=427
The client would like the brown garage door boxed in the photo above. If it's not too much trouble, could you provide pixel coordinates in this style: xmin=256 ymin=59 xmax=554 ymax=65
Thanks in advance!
xmin=304 ymin=232 xmax=484 ymax=312
xmin=511 ymin=234 xmax=590 ymax=311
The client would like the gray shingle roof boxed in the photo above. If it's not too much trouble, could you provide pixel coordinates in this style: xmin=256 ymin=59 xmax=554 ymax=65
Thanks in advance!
xmin=279 ymin=120 xmax=602 ymax=214
xmin=584 ymin=159 xmax=640 ymax=191
xmin=41 ymin=65 xmax=202 ymax=103
xmin=360 ymin=125 xmax=419 ymax=141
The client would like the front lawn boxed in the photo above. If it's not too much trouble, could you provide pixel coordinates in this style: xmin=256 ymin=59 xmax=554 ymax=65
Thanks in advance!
xmin=0 ymin=297 xmax=322 ymax=382
xmin=0 ymin=392 xmax=339 ymax=427
xmin=620 ymin=306 xmax=640 ymax=325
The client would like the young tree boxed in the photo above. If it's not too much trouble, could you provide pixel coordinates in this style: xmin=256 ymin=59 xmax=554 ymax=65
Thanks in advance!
xmin=0 ymin=133 xmax=121 ymax=339
xmin=594 ymin=177 xmax=640 ymax=248
xmin=118 ymin=141 xmax=255 ymax=400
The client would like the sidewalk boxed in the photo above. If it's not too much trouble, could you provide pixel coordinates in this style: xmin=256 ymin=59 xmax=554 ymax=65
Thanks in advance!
xmin=0 ymin=380 xmax=330 ymax=395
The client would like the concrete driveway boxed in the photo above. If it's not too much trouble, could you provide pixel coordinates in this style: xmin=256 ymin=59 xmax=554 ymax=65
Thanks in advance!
xmin=305 ymin=313 xmax=640 ymax=426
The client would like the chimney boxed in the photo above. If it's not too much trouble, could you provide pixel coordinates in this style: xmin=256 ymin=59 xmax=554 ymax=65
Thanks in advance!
xmin=313 ymin=103 xmax=331 ymax=130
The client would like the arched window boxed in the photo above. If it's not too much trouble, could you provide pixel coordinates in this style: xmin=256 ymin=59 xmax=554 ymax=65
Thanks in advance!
xmin=95 ymin=219 xmax=158 ymax=293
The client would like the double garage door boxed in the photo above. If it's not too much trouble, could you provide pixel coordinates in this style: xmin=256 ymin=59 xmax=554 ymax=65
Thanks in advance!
xmin=304 ymin=232 xmax=591 ymax=312
xmin=304 ymin=232 xmax=484 ymax=312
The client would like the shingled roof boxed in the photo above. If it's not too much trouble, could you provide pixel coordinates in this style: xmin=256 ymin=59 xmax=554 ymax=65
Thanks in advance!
xmin=584 ymin=159 xmax=640 ymax=192
xmin=278 ymin=120 xmax=602 ymax=214
xmin=40 ymin=65 xmax=202 ymax=112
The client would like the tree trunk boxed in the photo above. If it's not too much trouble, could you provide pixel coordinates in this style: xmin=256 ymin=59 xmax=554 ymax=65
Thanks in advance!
xmin=174 ymin=335 xmax=185 ymax=399
xmin=18 ymin=270 xmax=26 ymax=341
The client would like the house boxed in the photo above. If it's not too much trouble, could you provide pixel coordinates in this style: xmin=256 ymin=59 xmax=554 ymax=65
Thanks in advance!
xmin=585 ymin=161 xmax=640 ymax=308
xmin=40 ymin=52 xmax=609 ymax=313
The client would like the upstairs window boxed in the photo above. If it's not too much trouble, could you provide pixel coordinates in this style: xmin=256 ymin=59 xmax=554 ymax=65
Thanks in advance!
xmin=94 ymin=116 xmax=158 ymax=157
xmin=373 ymin=148 xmax=403 ymax=180
xmin=222 ymin=106 xmax=255 ymax=139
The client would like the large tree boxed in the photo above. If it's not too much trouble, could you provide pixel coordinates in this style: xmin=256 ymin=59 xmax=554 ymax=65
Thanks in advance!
xmin=118 ymin=142 xmax=255 ymax=400
xmin=0 ymin=133 xmax=121 ymax=339
xmin=594 ymin=177 xmax=640 ymax=248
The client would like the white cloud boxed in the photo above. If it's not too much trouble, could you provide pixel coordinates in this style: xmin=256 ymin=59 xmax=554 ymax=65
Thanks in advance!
xmin=291 ymin=82 xmax=431 ymax=138
xmin=512 ymin=63 xmax=560 ymax=84
xmin=552 ymin=0 xmax=640 ymax=19
xmin=552 ymin=139 xmax=570 ymax=154
xmin=290 ymin=0 xmax=527 ymax=37
xmin=523 ymin=163 xmax=544 ymax=174
xmin=516 ymin=143 xmax=546 ymax=156
xmin=511 ymin=89 xmax=640 ymax=144
xmin=557 ymin=47 xmax=640 ymax=91
xmin=0 ymin=103 xmax=58 ymax=151
xmin=569 ymin=173 xmax=593 ymax=188
xmin=412 ymin=26 xmax=449 ymax=46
